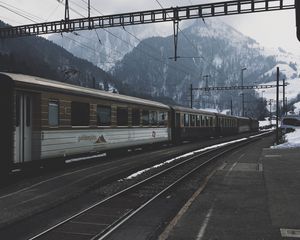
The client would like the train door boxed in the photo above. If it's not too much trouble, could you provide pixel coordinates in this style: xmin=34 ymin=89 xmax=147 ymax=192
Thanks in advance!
xmin=15 ymin=93 xmax=32 ymax=164
xmin=174 ymin=112 xmax=181 ymax=142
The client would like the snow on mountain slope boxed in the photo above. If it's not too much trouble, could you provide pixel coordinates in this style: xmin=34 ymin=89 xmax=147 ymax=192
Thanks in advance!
xmin=49 ymin=24 xmax=172 ymax=71
xmin=260 ymin=77 xmax=300 ymax=108
xmin=48 ymin=17 xmax=300 ymax=116
xmin=255 ymin=48 xmax=300 ymax=109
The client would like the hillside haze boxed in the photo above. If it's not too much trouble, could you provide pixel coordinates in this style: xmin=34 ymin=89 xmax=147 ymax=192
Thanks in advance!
xmin=0 ymin=21 xmax=115 ymax=91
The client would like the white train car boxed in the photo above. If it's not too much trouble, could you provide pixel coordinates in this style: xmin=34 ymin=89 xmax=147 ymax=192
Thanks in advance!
xmin=0 ymin=73 xmax=171 ymax=173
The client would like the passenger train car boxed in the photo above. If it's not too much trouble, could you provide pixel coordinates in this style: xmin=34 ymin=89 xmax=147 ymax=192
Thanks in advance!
xmin=0 ymin=73 xmax=258 ymax=176
xmin=280 ymin=115 xmax=300 ymax=132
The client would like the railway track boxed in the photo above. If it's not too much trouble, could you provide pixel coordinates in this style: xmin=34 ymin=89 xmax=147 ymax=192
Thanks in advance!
xmin=29 ymin=132 xmax=270 ymax=240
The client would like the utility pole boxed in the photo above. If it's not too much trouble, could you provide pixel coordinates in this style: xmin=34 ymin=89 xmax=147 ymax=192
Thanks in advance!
xmin=92 ymin=76 xmax=96 ymax=89
xmin=230 ymin=99 xmax=233 ymax=116
xmin=88 ymin=0 xmax=91 ymax=29
xmin=64 ymin=0 xmax=70 ymax=30
xmin=241 ymin=67 xmax=247 ymax=117
xmin=283 ymin=78 xmax=286 ymax=116
xmin=88 ymin=0 xmax=91 ymax=18
xmin=203 ymin=75 xmax=210 ymax=91
xmin=269 ymin=99 xmax=272 ymax=125
xmin=190 ymin=84 xmax=193 ymax=109
xmin=276 ymin=67 xmax=280 ymax=145
xmin=173 ymin=19 xmax=179 ymax=61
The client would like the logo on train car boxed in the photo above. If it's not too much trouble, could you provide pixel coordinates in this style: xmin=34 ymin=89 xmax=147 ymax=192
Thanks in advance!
xmin=77 ymin=135 xmax=107 ymax=144
xmin=78 ymin=135 xmax=97 ymax=142
xmin=95 ymin=135 xmax=107 ymax=144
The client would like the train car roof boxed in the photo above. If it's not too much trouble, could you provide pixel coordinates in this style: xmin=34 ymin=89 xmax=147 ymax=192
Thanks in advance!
xmin=0 ymin=73 xmax=170 ymax=109
xmin=171 ymin=105 xmax=217 ymax=115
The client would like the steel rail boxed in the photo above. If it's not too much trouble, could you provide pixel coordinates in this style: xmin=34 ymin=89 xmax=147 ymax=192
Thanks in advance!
xmin=28 ymin=131 xmax=271 ymax=240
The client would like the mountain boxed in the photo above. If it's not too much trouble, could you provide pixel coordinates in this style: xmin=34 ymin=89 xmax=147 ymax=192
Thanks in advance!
xmin=11 ymin=17 xmax=300 ymax=118
xmin=0 ymin=21 xmax=115 ymax=90
xmin=50 ymin=18 xmax=298 ymax=118
xmin=111 ymin=19 xmax=278 ymax=118
xmin=48 ymin=24 xmax=171 ymax=72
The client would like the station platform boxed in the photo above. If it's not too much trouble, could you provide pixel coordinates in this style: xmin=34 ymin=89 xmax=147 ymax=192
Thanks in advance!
xmin=164 ymin=139 xmax=300 ymax=239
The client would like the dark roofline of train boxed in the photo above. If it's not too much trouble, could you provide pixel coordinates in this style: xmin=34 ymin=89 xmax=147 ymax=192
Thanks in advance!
xmin=170 ymin=105 xmax=247 ymax=119
xmin=0 ymin=72 xmax=169 ymax=109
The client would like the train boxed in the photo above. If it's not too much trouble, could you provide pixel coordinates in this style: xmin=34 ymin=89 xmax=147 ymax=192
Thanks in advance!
xmin=0 ymin=72 xmax=258 ymax=176
xmin=280 ymin=115 xmax=300 ymax=132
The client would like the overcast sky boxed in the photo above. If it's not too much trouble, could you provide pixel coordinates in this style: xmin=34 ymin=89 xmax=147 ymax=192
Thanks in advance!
xmin=0 ymin=0 xmax=299 ymax=54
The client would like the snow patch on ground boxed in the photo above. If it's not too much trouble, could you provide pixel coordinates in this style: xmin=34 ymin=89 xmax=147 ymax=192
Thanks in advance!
xmin=120 ymin=132 xmax=271 ymax=181
xmin=273 ymin=128 xmax=300 ymax=149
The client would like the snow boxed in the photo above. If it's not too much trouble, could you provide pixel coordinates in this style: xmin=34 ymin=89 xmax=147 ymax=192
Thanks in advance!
xmin=259 ymin=119 xmax=276 ymax=128
xmin=293 ymin=102 xmax=300 ymax=115
xmin=273 ymin=128 xmax=300 ymax=149
xmin=213 ymin=55 xmax=223 ymax=68
xmin=257 ymin=47 xmax=300 ymax=108
xmin=120 ymin=132 xmax=271 ymax=181
xmin=261 ymin=63 xmax=297 ymax=80
xmin=65 ymin=153 xmax=106 ymax=163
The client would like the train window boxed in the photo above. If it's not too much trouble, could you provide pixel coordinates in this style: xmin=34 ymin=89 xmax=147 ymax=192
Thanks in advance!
xmin=117 ymin=107 xmax=128 ymax=126
xmin=184 ymin=114 xmax=189 ymax=127
xmin=150 ymin=111 xmax=158 ymax=125
xmin=196 ymin=115 xmax=200 ymax=126
xmin=49 ymin=100 xmax=59 ymax=126
xmin=132 ymin=109 xmax=140 ymax=126
xmin=175 ymin=113 xmax=180 ymax=127
xmin=142 ymin=110 xmax=149 ymax=125
xmin=97 ymin=105 xmax=111 ymax=126
xmin=190 ymin=115 xmax=196 ymax=126
xmin=201 ymin=115 xmax=205 ymax=126
xmin=71 ymin=102 xmax=90 ymax=126
xmin=159 ymin=112 xmax=166 ymax=126
xmin=205 ymin=116 xmax=209 ymax=127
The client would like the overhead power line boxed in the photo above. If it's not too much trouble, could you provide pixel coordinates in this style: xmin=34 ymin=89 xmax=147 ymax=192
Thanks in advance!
xmin=58 ymin=1 xmax=200 ymax=79
xmin=68 ymin=0 xmax=201 ymax=78
xmin=154 ymin=0 xmax=204 ymax=61
xmin=0 ymin=4 xmax=39 ymax=23
xmin=0 ymin=0 xmax=294 ymax=38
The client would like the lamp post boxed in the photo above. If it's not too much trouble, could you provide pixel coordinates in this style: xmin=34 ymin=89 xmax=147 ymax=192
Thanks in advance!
xmin=241 ymin=67 xmax=247 ymax=117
